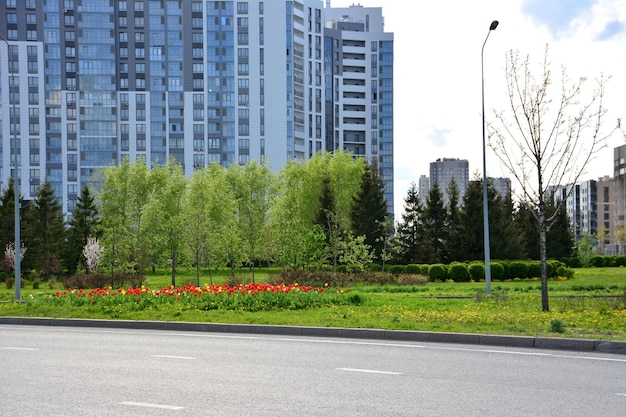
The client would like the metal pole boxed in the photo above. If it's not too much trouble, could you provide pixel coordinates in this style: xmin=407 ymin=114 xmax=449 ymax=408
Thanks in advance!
xmin=481 ymin=20 xmax=498 ymax=295
xmin=0 ymin=32 xmax=21 ymax=301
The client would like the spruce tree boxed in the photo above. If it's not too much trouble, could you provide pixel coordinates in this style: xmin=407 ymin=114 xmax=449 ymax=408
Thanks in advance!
xmin=22 ymin=181 xmax=66 ymax=279
xmin=350 ymin=163 xmax=388 ymax=261
xmin=64 ymin=186 xmax=100 ymax=273
xmin=396 ymin=182 xmax=422 ymax=264
xmin=445 ymin=179 xmax=463 ymax=262
xmin=422 ymin=182 xmax=447 ymax=263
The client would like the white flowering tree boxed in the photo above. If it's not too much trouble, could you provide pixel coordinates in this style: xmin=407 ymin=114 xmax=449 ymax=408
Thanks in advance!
xmin=82 ymin=237 xmax=104 ymax=274
xmin=4 ymin=242 xmax=26 ymax=274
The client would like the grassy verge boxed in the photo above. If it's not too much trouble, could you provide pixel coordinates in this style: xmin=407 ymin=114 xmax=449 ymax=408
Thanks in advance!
xmin=1 ymin=267 xmax=625 ymax=341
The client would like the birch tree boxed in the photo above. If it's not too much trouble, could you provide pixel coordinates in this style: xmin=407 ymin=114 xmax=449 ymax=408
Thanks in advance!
xmin=489 ymin=46 xmax=617 ymax=311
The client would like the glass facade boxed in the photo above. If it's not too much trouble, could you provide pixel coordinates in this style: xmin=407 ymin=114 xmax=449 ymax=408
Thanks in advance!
xmin=0 ymin=1 xmax=394 ymax=217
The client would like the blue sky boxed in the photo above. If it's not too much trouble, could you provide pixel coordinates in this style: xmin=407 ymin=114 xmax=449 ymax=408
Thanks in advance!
xmin=330 ymin=0 xmax=625 ymax=217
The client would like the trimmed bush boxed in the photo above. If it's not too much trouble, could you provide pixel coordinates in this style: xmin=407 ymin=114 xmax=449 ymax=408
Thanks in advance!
xmin=556 ymin=266 xmax=575 ymax=279
xmin=387 ymin=265 xmax=404 ymax=275
xmin=428 ymin=264 xmax=447 ymax=281
xmin=614 ymin=256 xmax=626 ymax=267
xmin=468 ymin=262 xmax=485 ymax=281
xmin=527 ymin=261 xmax=541 ymax=278
xmin=490 ymin=262 xmax=505 ymax=280
xmin=448 ymin=262 xmax=469 ymax=282
xmin=420 ymin=264 xmax=430 ymax=275
xmin=590 ymin=256 xmax=605 ymax=267
xmin=509 ymin=261 xmax=529 ymax=279
xmin=404 ymin=264 xmax=421 ymax=274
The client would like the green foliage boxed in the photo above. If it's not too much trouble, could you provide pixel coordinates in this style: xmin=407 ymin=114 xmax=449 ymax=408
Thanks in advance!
xmin=387 ymin=265 xmax=404 ymax=275
xmin=590 ymin=256 xmax=606 ymax=267
xmin=428 ymin=263 xmax=447 ymax=281
xmin=556 ymin=266 xmax=575 ymax=279
xmin=509 ymin=261 xmax=529 ymax=279
xmin=577 ymin=233 xmax=595 ymax=267
xmin=350 ymin=163 xmax=388 ymax=260
xmin=404 ymin=264 xmax=421 ymax=274
xmin=615 ymin=256 xmax=626 ymax=267
xmin=548 ymin=318 xmax=566 ymax=333
xmin=527 ymin=261 xmax=541 ymax=278
xmin=448 ymin=262 xmax=469 ymax=282
xmin=490 ymin=262 xmax=505 ymax=280
xmin=468 ymin=262 xmax=485 ymax=281
xmin=22 ymin=181 xmax=66 ymax=280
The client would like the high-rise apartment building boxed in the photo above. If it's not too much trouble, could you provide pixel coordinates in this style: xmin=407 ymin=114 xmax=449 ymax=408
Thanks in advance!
xmin=0 ymin=1 xmax=393 ymax=216
xmin=428 ymin=158 xmax=469 ymax=205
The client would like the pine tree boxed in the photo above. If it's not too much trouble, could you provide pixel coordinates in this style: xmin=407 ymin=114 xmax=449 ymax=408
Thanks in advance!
xmin=350 ymin=163 xmax=388 ymax=261
xmin=22 ymin=181 xmax=66 ymax=279
xmin=445 ymin=179 xmax=463 ymax=262
xmin=422 ymin=182 xmax=447 ymax=263
xmin=396 ymin=182 xmax=422 ymax=264
xmin=459 ymin=180 xmax=485 ymax=261
xmin=64 ymin=186 xmax=100 ymax=273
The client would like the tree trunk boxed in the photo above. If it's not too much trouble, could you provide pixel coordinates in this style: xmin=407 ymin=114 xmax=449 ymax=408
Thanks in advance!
xmin=539 ymin=209 xmax=550 ymax=312
xmin=171 ymin=253 xmax=176 ymax=288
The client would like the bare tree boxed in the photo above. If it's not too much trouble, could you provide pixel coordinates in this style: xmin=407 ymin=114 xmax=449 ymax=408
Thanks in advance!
xmin=489 ymin=46 xmax=617 ymax=311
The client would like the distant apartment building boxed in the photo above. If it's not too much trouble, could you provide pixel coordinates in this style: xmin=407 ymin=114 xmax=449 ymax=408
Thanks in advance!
xmin=0 ymin=1 xmax=394 ymax=216
xmin=597 ymin=175 xmax=617 ymax=254
xmin=428 ymin=158 xmax=469 ymax=205
xmin=490 ymin=177 xmax=511 ymax=199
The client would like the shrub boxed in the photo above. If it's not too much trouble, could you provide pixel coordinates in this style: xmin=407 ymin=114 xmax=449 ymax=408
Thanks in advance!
xmin=509 ymin=261 xmax=529 ymax=279
xmin=32 ymin=278 xmax=41 ymax=289
xmin=404 ymin=264 xmax=421 ymax=274
xmin=468 ymin=262 xmax=485 ymax=281
xmin=448 ymin=262 xmax=469 ymax=282
xmin=5 ymin=277 xmax=14 ymax=289
xmin=564 ymin=257 xmax=582 ymax=268
xmin=548 ymin=318 xmax=566 ymax=333
xmin=590 ymin=256 xmax=605 ymax=267
xmin=387 ymin=265 xmax=404 ymax=275
xmin=420 ymin=264 xmax=430 ymax=275
xmin=556 ymin=266 xmax=575 ymax=279
xmin=614 ymin=256 xmax=626 ymax=267
xmin=527 ymin=261 xmax=541 ymax=278
xmin=490 ymin=262 xmax=505 ymax=280
xmin=428 ymin=264 xmax=447 ymax=281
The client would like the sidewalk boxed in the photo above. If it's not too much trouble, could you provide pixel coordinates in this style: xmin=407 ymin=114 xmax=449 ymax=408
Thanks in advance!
xmin=2 ymin=316 xmax=625 ymax=355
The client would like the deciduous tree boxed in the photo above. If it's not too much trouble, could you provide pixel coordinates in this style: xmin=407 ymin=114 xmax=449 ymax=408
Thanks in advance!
xmin=489 ymin=46 xmax=615 ymax=310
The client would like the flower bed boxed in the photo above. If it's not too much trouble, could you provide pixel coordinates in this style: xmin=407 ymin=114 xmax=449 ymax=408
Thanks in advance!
xmin=47 ymin=283 xmax=353 ymax=312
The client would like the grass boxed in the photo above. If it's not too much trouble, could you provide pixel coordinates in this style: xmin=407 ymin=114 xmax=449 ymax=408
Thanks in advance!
xmin=1 ymin=267 xmax=625 ymax=341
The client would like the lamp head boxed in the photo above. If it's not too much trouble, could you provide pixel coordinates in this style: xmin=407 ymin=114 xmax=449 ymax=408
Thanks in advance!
xmin=490 ymin=20 xmax=499 ymax=31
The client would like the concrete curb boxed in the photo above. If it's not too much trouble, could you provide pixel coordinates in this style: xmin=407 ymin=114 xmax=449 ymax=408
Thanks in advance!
xmin=2 ymin=316 xmax=625 ymax=355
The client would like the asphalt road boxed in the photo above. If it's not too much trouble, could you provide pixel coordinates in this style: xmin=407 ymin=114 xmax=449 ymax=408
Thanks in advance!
xmin=1 ymin=325 xmax=625 ymax=417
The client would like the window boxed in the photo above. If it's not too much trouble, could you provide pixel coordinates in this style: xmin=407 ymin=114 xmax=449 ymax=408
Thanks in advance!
xmin=120 ymin=32 xmax=128 ymax=42
xmin=135 ymin=32 xmax=145 ymax=42
xmin=135 ymin=17 xmax=144 ymax=27
xmin=27 ymin=31 xmax=38 ymax=41
xmin=26 ymin=14 xmax=37 ymax=24
xmin=135 ymin=63 xmax=145 ymax=72
xmin=7 ymin=13 xmax=17 ymax=24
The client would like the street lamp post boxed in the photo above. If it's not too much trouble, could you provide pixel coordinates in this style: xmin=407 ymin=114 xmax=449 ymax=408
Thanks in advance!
xmin=481 ymin=20 xmax=498 ymax=295
xmin=0 ymin=32 xmax=21 ymax=301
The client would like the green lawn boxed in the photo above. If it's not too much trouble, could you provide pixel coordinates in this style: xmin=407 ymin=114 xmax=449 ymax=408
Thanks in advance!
xmin=1 ymin=267 xmax=625 ymax=341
